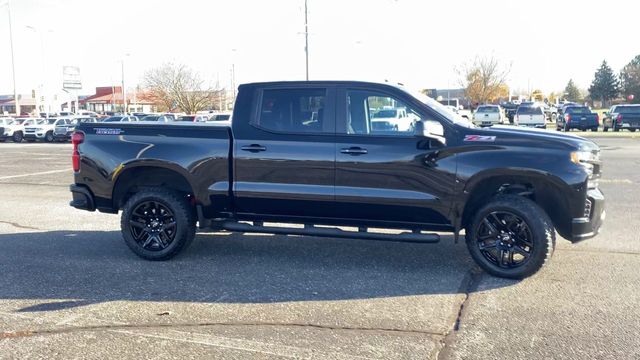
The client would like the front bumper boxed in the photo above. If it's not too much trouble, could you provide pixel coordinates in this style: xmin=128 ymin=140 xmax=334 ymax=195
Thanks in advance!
xmin=54 ymin=133 xmax=72 ymax=141
xmin=24 ymin=132 xmax=46 ymax=139
xmin=70 ymin=184 xmax=96 ymax=211
xmin=570 ymin=188 xmax=605 ymax=242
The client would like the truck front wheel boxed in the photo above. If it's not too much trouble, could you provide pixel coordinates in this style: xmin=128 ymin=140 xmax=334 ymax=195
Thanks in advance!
xmin=121 ymin=188 xmax=196 ymax=261
xmin=465 ymin=195 xmax=555 ymax=279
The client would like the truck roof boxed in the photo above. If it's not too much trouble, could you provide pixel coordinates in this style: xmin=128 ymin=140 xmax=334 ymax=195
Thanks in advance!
xmin=239 ymin=80 xmax=405 ymax=89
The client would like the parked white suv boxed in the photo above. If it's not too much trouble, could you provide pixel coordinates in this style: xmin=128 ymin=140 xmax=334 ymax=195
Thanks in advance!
xmin=24 ymin=117 xmax=75 ymax=142
xmin=0 ymin=117 xmax=25 ymax=142
xmin=472 ymin=105 xmax=505 ymax=126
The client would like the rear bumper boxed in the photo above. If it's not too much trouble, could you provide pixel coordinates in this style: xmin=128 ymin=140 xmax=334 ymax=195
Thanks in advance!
xmin=520 ymin=123 xmax=546 ymax=129
xmin=569 ymin=188 xmax=605 ymax=242
xmin=69 ymin=184 xmax=96 ymax=211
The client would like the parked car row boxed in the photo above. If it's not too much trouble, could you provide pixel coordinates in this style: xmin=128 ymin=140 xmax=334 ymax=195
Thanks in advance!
xmin=0 ymin=111 xmax=234 ymax=143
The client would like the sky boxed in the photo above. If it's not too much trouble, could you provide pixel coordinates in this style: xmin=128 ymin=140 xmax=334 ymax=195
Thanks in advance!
xmin=1 ymin=0 xmax=639 ymax=99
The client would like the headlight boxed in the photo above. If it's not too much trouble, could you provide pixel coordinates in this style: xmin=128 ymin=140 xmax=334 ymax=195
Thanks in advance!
xmin=571 ymin=150 xmax=600 ymax=188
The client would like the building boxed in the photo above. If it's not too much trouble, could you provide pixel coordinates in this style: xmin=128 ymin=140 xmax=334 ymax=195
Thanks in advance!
xmin=81 ymin=86 xmax=156 ymax=114
xmin=0 ymin=95 xmax=37 ymax=116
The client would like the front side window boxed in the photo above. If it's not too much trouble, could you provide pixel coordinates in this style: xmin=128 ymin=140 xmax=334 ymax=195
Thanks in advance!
xmin=255 ymin=88 xmax=327 ymax=133
xmin=346 ymin=90 xmax=423 ymax=136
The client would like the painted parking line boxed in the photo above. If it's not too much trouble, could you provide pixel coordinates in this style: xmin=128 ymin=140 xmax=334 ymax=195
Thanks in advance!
xmin=0 ymin=169 xmax=70 ymax=180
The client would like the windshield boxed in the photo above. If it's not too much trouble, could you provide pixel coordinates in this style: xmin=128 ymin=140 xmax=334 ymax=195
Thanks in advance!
xmin=405 ymin=88 xmax=475 ymax=128
xmin=47 ymin=119 xmax=57 ymax=124
xmin=177 ymin=116 xmax=196 ymax=122
xmin=212 ymin=114 xmax=230 ymax=121
xmin=103 ymin=116 xmax=124 ymax=122
xmin=372 ymin=110 xmax=398 ymax=118
xmin=142 ymin=116 xmax=160 ymax=121
xmin=517 ymin=106 xmax=543 ymax=115
xmin=476 ymin=106 xmax=499 ymax=113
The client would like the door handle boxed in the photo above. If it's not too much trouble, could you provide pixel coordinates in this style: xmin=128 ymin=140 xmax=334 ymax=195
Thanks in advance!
xmin=241 ymin=144 xmax=267 ymax=152
xmin=340 ymin=147 xmax=368 ymax=155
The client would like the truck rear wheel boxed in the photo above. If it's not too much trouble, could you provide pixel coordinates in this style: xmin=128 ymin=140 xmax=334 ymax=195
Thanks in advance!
xmin=465 ymin=195 xmax=555 ymax=279
xmin=121 ymin=188 xmax=196 ymax=261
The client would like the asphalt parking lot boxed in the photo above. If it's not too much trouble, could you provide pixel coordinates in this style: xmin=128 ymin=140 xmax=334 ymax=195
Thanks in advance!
xmin=0 ymin=139 xmax=638 ymax=359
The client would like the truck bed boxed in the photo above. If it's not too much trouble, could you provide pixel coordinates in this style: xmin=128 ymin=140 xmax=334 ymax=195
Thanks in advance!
xmin=74 ymin=121 xmax=232 ymax=213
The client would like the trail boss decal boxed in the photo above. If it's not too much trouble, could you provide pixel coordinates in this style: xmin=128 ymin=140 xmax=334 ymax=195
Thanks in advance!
xmin=464 ymin=135 xmax=496 ymax=142
xmin=95 ymin=128 xmax=123 ymax=135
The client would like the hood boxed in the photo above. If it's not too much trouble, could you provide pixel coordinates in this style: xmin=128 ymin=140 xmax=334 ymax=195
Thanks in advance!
xmin=472 ymin=125 xmax=599 ymax=152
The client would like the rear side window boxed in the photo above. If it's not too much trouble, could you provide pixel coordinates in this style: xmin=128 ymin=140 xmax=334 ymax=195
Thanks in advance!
xmin=255 ymin=88 xmax=327 ymax=133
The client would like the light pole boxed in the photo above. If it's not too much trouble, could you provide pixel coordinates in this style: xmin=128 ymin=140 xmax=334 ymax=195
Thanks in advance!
xmin=304 ymin=0 xmax=309 ymax=81
xmin=121 ymin=54 xmax=129 ymax=114
xmin=231 ymin=49 xmax=237 ymax=105
xmin=2 ymin=0 xmax=19 ymax=115
xmin=26 ymin=25 xmax=49 ymax=114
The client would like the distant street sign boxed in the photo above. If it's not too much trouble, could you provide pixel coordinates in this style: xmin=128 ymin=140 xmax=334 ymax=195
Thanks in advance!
xmin=63 ymin=66 xmax=82 ymax=90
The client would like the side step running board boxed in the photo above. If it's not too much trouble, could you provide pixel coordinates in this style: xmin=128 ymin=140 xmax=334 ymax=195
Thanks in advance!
xmin=220 ymin=222 xmax=440 ymax=244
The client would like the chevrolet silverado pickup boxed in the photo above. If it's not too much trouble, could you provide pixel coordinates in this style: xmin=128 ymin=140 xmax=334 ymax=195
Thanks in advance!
xmin=69 ymin=81 xmax=605 ymax=279
xmin=557 ymin=106 xmax=599 ymax=132
xmin=602 ymin=104 xmax=640 ymax=132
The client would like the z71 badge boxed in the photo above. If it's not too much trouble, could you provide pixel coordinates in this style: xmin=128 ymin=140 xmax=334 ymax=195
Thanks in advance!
xmin=464 ymin=135 xmax=496 ymax=142
xmin=95 ymin=128 xmax=123 ymax=135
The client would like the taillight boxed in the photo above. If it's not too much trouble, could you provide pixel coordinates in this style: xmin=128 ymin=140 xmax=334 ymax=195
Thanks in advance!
xmin=565 ymin=114 xmax=571 ymax=123
xmin=595 ymin=114 xmax=599 ymax=125
xmin=71 ymin=132 xmax=84 ymax=172
xmin=616 ymin=114 xmax=623 ymax=124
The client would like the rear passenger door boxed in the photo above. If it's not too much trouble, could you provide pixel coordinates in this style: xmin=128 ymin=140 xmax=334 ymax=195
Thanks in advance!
xmin=233 ymin=86 xmax=336 ymax=219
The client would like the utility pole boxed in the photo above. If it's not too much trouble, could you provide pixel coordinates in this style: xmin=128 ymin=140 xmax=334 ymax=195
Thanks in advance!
xmin=121 ymin=59 xmax=126 ymax=114
xmin=5 ymin=1 xmax=20 ymax=115
xmin=304 ymin=0 xmax=309 ymax=81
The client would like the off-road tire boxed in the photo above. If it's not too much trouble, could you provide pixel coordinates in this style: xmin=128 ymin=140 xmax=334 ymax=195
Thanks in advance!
xmin=121 ymin=187 xmax=196 ymax=260
xmin=466 ymin=195 xmax=555 ymax=279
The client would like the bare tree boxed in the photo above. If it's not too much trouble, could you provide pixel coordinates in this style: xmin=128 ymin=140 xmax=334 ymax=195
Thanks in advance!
xmin=456 ymin=56 xmax=511 ymax=105
xmin=142 ymin=63 xmax=222 ymax=114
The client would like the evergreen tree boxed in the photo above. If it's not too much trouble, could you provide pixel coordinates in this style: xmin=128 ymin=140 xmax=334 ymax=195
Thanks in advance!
xmin=588 ymin=60 xmax=619 ymax=107
xmin=564 ymin=79 xmax=581 ymax=102
xmin=620 ymin=55 xmax=640 ymax=104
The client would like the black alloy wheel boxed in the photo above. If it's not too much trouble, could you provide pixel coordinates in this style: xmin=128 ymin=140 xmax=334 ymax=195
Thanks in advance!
xmin=129 ymin=200 xmax=177 ymax=251
xmin=474 ymin=211 xmax=533 ymax=269
xmin=466 ymin=195 xmax=555 ymax=279
xmin=121 ymin=188 xmax=196 ymax=260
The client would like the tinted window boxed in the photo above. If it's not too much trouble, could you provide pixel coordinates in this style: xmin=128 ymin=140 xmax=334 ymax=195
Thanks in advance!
xmin=617 ymin=106 xmax=640 ymax=114
xmin=565 ymin=107 xmax=591 ymax=114
xmin=212 ymin=114 xmax=230 ymax=121
xmin=103 ymin=116 xmax=124 ymax=122
xmin=178 ymin=116 xmax=196 ymax=122
xmin=255 ymin=88 xmax=327 ymax=133
xmin=517 ymin=106 xmax=543 ymax=115
xmin=141 ymin=116 xmax=160 ymax=121
xmin=346 ymin=90 xmax=424 ymax=136
xmin=477 ymin=106 xmax=499 ymax=113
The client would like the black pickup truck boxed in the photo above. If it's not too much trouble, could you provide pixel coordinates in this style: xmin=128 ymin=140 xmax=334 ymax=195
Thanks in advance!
xmin=69 ymin=81 xmax=605 ymax=279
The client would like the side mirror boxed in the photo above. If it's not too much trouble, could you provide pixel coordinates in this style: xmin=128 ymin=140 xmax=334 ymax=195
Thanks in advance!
xmin=415 ymin=120 xmax=446 ymax=145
